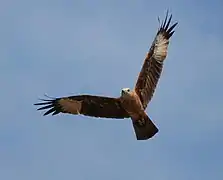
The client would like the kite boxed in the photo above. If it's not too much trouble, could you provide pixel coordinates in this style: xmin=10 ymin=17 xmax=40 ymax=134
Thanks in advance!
xmin=34 ymin=11 xmax=178 ymax=140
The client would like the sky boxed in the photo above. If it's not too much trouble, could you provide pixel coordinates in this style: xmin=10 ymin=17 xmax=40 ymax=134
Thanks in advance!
xmin=0 ymin=0 xmax=223 ymax=179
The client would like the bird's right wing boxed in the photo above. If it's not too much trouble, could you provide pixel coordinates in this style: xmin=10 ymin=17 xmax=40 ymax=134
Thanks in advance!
xmin=134 ymin=11 xmax=178 ymax=109
xmin=34 ymin=94 xmax=129 ymax=119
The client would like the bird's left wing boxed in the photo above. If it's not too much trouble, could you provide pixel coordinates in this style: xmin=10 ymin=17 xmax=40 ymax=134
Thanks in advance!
xmin=34 ymin=94 xmax=129 ymax=119
xmin=134 ymin=11 xmax=178 ymax=109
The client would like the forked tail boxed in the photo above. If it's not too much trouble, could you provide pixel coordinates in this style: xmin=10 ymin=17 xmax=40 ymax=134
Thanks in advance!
xmin=132 ymin=115 xmax=158 ymax=140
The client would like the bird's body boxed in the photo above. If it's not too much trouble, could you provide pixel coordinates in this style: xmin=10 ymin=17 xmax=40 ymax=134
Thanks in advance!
xmin=120 ymin=88 xmax=144 ymax=119
xmin=119 ymin=88 xmax=158 ymax=139
xmin=34 ymin=11 xmax=178 ymax=140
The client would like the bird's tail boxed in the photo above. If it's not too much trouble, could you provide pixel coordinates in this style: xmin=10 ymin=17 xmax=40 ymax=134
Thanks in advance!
xmin=132 ymin=114 xmax=158 ymax=140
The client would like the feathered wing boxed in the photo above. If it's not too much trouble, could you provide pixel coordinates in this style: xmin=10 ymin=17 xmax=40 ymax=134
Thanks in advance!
xmin=34 ymin=94 xmax=129 ymax=119
xmin=134 ymin=11 xmax=178 ymax=109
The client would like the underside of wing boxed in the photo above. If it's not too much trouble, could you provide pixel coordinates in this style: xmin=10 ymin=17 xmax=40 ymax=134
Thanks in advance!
xmin=135 ymin=11 xmax=178 ymax=109
xmin=34 ymin=94 xmax=130 ymax=119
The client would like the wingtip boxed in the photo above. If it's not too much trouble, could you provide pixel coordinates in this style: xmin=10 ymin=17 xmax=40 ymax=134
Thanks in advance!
xmin=34 ymin=94 xmax=59 ymax=116
xmin=162 ymin=10 xmax=169 ymax=29
xmin=157 ymin=10 xmax=178 ymax=38
xmin=157 ymin=16 xmax=160 ymax=26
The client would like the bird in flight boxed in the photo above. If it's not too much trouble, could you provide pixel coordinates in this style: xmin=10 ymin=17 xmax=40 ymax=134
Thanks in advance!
xmin=34 ymin=11 xmax=178 ymax=140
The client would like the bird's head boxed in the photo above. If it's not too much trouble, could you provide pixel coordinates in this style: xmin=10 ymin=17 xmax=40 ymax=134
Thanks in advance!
xmin=121 ymin=88 xmax=131 ymax=97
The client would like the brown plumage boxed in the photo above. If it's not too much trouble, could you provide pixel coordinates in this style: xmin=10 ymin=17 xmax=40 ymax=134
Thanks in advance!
xmin=34 ymin=11 xmax=177 ymax=140
xmin=134 ymin=12 xmax=178 ymax=109
xmin=35 ymin=95 xmax=129 ymax=118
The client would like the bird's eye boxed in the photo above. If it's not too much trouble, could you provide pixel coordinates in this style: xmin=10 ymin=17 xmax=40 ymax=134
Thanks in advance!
xmin=127 ymin=89 xmax=130 ymax=92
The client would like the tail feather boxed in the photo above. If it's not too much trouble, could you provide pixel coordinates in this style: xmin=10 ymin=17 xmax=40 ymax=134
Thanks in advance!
xmin=132 ymin=115 xmax=158 ymax=140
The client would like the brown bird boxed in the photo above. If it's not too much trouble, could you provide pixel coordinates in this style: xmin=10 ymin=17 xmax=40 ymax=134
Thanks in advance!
xmin=34 ymin=11 xmax=178 ymax=140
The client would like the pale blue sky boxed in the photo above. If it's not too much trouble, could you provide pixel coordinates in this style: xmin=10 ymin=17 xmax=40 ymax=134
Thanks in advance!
xmin=1 ymin=0 xmax=223 ymax=180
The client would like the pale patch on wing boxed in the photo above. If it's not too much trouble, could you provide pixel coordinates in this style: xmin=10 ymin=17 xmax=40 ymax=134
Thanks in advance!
xmin=153 ymin=34 xmax=169 ymax=61
xmin=59 ymin=98 xmax=82 ymax=114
